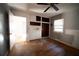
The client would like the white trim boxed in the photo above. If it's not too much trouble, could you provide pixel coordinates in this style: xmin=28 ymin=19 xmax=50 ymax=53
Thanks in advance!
xmin=65 ymin=29 xmax=79 ymax=35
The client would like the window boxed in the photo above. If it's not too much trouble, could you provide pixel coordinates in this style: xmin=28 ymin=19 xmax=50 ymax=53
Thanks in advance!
xmin=54 ymin=19 xmax=64 ymax=32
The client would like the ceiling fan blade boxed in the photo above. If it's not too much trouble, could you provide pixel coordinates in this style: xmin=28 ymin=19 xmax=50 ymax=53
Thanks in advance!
xmin=44 ymin=6 xmax=50 ymax=12
xmin=37 ymin=3 xmax=49 ymax=5
xmin=51 ymin=4 xmax=59 ymax=11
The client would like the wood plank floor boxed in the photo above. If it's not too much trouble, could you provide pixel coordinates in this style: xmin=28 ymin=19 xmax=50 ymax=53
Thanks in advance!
xmin=8 ymin=39 xmax=79 ymax=56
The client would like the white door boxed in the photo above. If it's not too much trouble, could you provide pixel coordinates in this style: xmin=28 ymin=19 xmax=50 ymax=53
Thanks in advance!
xmin=9 ymin=15 xmax=27 ymax=49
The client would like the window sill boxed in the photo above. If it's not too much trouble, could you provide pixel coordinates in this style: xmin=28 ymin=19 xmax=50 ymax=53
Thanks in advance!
xmin=54 ymin=31 xmax=63 ymax=34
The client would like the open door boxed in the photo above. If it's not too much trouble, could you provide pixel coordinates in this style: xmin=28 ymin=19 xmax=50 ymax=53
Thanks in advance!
xmin=9 ymin=14 xmax=27 ymax=49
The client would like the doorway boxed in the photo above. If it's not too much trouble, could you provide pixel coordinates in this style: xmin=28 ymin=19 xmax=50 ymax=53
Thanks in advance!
xmin=42 ymin=23 xmax=49 ymax=37
xmin=9 ymin=14 xmax=27 ymax=49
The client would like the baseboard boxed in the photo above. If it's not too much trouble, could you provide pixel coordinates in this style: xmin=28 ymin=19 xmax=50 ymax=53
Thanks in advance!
xmin=52 ymin=39 xmax=79 ymax=50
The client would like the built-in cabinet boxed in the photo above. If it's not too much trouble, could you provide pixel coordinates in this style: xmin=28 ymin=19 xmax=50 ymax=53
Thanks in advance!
xmin=42 ymin=17 xmax=49 ymax=22
xmin=30 ymin=16 xmax=49 ymax=37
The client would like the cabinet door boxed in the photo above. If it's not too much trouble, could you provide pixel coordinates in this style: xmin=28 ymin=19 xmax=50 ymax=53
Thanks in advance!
xmin=42 ymin=17 xmax=49 ymax=22
xmin=36 ymin=16 xmax=41 ymax=21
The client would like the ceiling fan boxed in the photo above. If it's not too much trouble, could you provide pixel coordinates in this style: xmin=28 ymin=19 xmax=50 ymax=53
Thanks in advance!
xmin=37 ymin=3 xmax=59 ymax=12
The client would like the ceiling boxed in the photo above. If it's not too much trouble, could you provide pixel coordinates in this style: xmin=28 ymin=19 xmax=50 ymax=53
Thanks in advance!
xmin=8 ymin=3 xmax=79 ymax=18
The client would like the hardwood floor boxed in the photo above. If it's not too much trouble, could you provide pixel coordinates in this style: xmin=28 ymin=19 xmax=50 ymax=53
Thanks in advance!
xmin=8 ymin=39 xmax=79 ymax=56
xmin=49 ymin=39 xmax=79 ymax=56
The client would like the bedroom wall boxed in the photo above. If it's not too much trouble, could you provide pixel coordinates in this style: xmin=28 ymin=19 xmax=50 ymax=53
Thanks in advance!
xmin=12 ymin=8 xmax=51 ymax=40
xmin=11 ymin=9 xmax=42 ymax=41
xmin=26 ymin=15 xmax=42 ymax=40
xmin=64 ymin=9 xmax=79 ymax=48
xmin=50 ymin=7 xmax=79 ymax=49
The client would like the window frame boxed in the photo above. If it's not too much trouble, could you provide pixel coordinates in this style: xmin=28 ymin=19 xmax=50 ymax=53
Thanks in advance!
xmin=53 ymin=19 xmax=64 ymax=33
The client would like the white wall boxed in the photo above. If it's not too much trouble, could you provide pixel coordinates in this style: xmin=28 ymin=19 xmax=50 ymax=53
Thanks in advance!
xmin=64 ymin=9 xmax=79 ymax=48
xmin=26 ymin=15 xmax=42 ymax=40
xmin=11 ymin=10 xmax=42 ymax=41
xmin=50 ymin=7 xmax=79 ymax=49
